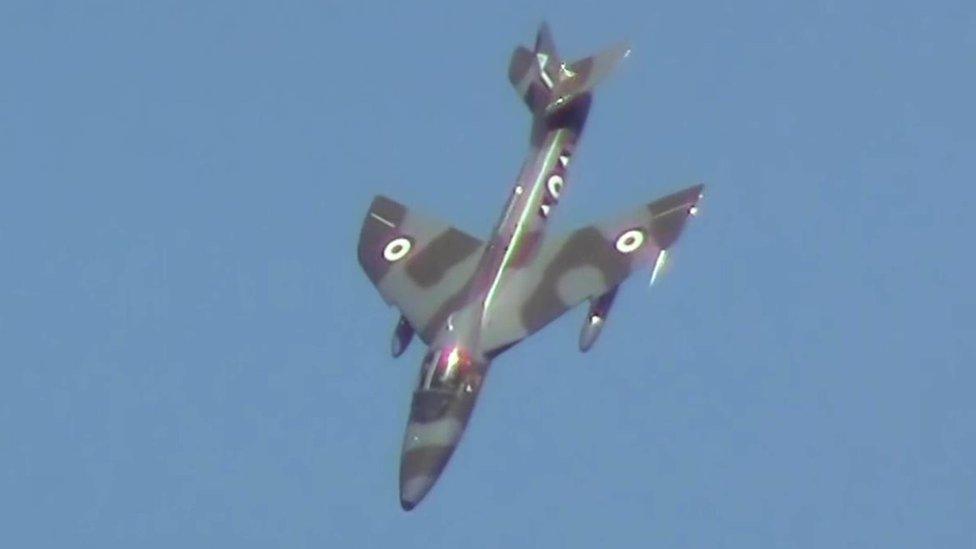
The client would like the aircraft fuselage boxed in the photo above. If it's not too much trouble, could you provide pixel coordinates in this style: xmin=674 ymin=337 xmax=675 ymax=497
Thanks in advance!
xmin=359 ymin=24 xmax=706 ymax=512
xmin=398 ymin=103 xmax=590 ymax=510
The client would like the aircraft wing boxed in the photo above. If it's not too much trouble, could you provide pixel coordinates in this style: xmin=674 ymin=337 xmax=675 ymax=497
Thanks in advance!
xmin=480 ymin=184 xmax=703 ymax=353
xmin=358 ymin=195 xmax=484 ymax=344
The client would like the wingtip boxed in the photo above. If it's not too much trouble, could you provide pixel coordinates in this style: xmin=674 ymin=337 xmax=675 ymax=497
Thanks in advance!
xmin=615 ymin=40 xmax=633 ymax=59
xmin=689 ymin=183 xmax=705 ymax=216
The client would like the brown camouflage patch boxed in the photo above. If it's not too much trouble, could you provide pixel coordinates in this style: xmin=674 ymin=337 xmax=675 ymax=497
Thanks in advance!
xmin=409 ymin=390 xmax=453 ymax=423
xmin=648 ymin=184 xmax=703 ymax=218
xmin=357 ymin=195 xmax=408 ymax=285
xmin=406 ymin=228 xmax=482 ymax=288
xmin=399 ymin=384 xmax=481 ymax=488
xmin=400 ymin=444 xmax=455 ymax=486
xmin=520 ymin=226 xmax=632 ymax=333
xmin=648 ymin=184 xmax=703 ymax=249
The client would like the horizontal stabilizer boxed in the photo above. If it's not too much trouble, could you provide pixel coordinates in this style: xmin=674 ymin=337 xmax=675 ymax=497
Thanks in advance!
xmin=547 ymin=42 xmax=630 ymax=115
xmin=508 ymin=23 xmax=629 ymax=117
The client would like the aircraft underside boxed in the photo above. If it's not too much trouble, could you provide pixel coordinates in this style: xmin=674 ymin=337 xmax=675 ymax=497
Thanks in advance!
xmin=356 ymin=23 xmax=704 ymax=511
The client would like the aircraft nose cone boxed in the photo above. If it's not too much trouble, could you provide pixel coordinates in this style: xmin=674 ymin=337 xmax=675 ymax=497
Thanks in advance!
xmin=399 ymin=471 xmax=437 ymax=511
xmin=400 ymin=496 xmax=418 ymax=511
xmin=399 ymin=427 xmax=459 ymax=511
xmin=397 ymin=386 xmax=483 ymax=511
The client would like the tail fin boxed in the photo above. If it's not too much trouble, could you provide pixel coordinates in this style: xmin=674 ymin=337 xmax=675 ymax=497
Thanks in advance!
xmin=508 ymin=23 xmax=630 ymax=117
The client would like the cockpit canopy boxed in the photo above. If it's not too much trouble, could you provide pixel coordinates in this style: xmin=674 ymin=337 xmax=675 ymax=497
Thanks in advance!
xmin=418 ymin=346 xmax=475 ymax=393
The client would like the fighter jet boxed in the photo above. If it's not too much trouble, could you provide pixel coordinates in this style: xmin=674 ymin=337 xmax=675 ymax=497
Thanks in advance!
xmin=357 ymin=23 xmax=703 ymax=511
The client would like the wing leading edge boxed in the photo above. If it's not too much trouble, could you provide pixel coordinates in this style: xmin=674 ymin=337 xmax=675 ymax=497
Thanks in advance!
xmin=481 ymin=184 xmax=704 ymax=352
xmin=358 ymin=195 xmax=484 ymax=343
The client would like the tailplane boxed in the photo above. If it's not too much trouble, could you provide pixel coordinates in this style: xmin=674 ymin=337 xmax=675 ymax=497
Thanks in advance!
xmin=508 ymin=23 xmax=630 ymax=117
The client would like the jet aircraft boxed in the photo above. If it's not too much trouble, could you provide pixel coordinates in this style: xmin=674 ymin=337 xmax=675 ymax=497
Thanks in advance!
xmin=357 ymin=23 xmax=704 ymax=511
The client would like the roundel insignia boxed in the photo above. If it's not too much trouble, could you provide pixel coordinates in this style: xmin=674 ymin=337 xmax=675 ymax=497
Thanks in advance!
xmin=615 ymin=229 xmax=645 ymax=254
xmin=546 ymin=174 xmax=564 ymax=199
xmin=383 ymin=237 xmax=413 ymax=262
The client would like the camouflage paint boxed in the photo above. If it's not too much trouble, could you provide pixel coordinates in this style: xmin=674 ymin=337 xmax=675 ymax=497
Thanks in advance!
xmin=355 ymin=23 xmax=704 ymax=511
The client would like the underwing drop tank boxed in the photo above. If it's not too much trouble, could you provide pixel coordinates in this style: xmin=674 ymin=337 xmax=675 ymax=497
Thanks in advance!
xmin=391 ymin=315 xmax=414 ymax=358
xmin=579 ymin=286 xmax=619 ymax=352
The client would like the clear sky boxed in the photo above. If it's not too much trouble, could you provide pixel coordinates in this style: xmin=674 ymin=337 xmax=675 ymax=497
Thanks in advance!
xmin=2 ymin=1 xmax=974 ymax=547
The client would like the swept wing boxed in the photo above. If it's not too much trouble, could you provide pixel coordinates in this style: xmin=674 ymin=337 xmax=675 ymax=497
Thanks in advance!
xmin=358 ymin=195 xmax=484 ymax=343
xmin=480 ymin=184 xmax=703 ymax=352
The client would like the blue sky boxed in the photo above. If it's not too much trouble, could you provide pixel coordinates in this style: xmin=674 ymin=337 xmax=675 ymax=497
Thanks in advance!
xmin=2 ymin=1 xmax=974 ymax=547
